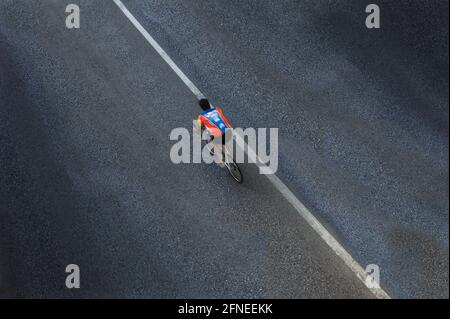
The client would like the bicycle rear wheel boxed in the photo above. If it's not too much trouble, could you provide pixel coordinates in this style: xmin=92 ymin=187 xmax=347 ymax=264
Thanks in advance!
xmin=225 ymin=160 xmax=243 ymax=183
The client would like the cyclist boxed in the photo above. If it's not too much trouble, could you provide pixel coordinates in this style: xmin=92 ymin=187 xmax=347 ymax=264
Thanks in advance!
xmin=195 ymin=98 xmax=232 ymax=165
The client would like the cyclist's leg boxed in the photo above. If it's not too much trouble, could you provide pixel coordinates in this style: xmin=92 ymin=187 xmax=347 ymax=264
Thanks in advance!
xmin=212 ymin=135 xmax=225 ymax=166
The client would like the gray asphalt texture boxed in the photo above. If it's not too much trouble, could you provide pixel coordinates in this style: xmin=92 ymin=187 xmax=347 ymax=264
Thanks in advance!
xmin=0 ymin=0 xmax=448 ymax=298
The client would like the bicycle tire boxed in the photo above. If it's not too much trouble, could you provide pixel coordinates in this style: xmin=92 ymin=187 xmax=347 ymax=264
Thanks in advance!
xmin=225 ymin=161 xmax=243 ymax=183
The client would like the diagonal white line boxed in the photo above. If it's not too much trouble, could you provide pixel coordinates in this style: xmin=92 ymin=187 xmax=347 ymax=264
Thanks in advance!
xmin=113 ymin=0 xmax=391 ymax=299
xmin=113 ymin=0 xmax=205 ymax=100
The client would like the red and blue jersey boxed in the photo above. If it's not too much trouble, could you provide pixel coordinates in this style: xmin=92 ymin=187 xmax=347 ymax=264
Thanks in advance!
xmin=198 ymin=107 xmax=231 ymax=137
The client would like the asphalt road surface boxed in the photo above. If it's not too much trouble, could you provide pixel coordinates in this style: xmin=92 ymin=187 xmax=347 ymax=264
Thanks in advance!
xmin=0 ymin=0 xmax=448 ymax=298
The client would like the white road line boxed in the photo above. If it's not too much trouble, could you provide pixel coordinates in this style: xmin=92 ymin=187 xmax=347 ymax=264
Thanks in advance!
xmin=113 ymin=0 xmax=391 ymax=299
xmin=113 ymin=0 xmax=205 ymax=100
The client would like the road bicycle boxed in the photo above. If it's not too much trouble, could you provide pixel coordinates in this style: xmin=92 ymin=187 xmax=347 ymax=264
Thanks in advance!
xmin=204 ymin=136 xmax=243 ymax=184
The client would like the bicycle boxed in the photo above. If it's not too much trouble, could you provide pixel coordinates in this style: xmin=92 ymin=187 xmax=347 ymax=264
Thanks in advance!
xmin=204 ymin=135 xmax=243 ymax=184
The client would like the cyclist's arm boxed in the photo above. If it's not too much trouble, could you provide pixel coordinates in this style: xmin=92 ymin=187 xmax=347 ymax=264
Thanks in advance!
xmin=194 ymin=116 xmax=204 ymax=134
xmin=215 ymin=107 xmax=232 ymax=128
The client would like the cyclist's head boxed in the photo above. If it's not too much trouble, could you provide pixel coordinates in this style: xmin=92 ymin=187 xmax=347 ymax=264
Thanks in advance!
xmin=199 ymin=98 xmax=212 ymax=111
